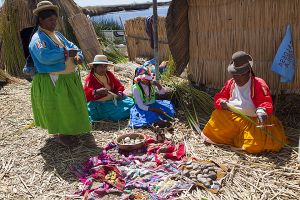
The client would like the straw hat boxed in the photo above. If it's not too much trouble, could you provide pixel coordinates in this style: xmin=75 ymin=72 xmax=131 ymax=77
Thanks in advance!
xmin=33 ymin=1 xmax=59 ymax=16
xmin=89 ymin=55 xmax=114 ymax=66
xmin=227 ymin=51 xmax=254 ymax=75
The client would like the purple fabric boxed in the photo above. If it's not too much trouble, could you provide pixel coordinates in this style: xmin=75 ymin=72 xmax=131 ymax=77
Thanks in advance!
xmin=72 ymin=142 xmax=191 ymax=199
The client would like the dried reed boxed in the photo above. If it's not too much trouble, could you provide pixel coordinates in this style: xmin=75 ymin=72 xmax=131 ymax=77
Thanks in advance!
xmin=0 ymin=65 xmax=300 ymax=199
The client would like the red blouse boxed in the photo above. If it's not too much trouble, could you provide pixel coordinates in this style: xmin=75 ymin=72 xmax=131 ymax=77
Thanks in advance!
xmin=84 ymin=70 xmax=125 ymax=102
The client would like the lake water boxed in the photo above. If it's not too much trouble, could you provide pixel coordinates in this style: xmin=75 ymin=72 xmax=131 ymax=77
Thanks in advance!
xmin=91 ymin=6 xmax=168 ymax=26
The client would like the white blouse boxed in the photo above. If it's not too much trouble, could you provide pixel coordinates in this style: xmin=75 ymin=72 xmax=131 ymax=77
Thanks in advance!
xmin=133 ymin=83 xmax=165 ymax=111
xmin=228 ymin=79 xmax=257 ymax=117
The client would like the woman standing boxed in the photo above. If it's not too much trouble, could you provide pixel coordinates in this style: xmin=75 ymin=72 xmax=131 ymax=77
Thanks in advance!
xmin=29 ymin=1 xmax=91 ymax=145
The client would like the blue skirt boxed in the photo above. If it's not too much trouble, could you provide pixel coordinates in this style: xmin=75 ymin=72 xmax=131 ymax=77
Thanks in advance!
xmin=129 ymin=100 xmax=175 ymax=128
xmin=87 ymin=96 xmax=134 ymax=122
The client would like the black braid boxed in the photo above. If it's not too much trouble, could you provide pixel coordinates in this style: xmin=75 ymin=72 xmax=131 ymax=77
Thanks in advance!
xmin=137 ymin=82 xmax=146 ymax=101
xmin=133 ymin=68 xmax=139 ymax=84
xmin=148 ymin=84 xmax=152 ymax=98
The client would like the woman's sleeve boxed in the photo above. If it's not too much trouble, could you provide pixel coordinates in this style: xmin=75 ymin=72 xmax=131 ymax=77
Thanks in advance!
xmin=253 ymin=78 xmax=273 ymax=115
xmin=133 ymin=87 xmax=149 ymax=111
xmin=30 ymin=37 xmax=65 ymax=66
xmin=109 ymin=72 xmax=125 ymax=93
xmin=83 ymin=75 xmax=95 ymax=102
xmin=57 ymin=32 xmax=84 ymax=60
xmin=214 ymin=80 xmax=231 ymax=110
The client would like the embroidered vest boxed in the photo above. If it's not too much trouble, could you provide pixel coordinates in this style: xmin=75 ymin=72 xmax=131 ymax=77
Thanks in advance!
xmin=132 ymin=84 xmax=156 ymax=104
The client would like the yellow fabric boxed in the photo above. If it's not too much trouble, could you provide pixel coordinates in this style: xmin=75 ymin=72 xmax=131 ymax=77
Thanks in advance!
xmin=94 ymin=73 xmax=113 ymax=102
xmin=203 ymin=109 xmax=287 ymax=153
xmin=40 ymin=28 xmax=76 ymax=75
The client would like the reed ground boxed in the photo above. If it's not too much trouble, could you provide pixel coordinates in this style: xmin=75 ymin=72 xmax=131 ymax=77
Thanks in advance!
xmin=0 ymin=63 xmax=300 ymax=200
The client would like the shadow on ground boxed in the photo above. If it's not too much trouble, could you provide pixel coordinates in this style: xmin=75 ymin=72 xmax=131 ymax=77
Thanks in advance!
xmin=91 ymin=120 xmax=129 ymax=132
xmin=203 ymin=128 xmax=297 ymax=167
xmin=40 ymin=134 xmax=103 ymax=182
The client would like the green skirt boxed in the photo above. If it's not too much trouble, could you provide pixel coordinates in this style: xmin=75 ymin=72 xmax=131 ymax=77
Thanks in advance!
xmin=31 ymin=73 xmax=91 ymax=135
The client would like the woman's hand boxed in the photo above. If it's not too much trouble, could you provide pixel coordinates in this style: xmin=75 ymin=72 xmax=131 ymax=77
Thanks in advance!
xmin=116 ymin=92 xmax=123 ymax=100
xmin=256 ymin=108 xmax=267 ymax=124
xmin=151 ymin=80 xmax=162 ymax=90
xmin=68 ymin=49 xmax=78 ymax=57
xmin=74 ymin=55 xmax=83 ymax=65
xmin=94 ymin=88 xmax=108 ymax=96
xmin=220 ymin=100 xmax=229 ymax=110
xmin=149 ymin=107 xmax=165 ymax=115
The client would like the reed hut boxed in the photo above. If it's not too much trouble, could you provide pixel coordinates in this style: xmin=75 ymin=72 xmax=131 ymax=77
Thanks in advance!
xmin=0 ymin=0 xmax=102 ymax=76
xmin=166 ymin=0 xmax=300 ymax=92
xmin=125 ymin=17 xmax=170 ymax=63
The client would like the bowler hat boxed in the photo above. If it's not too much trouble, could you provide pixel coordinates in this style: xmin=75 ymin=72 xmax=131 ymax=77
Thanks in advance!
xmin=227 ymin=51 xmax=253 ymax=75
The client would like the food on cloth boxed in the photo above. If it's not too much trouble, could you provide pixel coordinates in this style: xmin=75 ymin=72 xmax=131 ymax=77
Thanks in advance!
xmin=180 ymin=160 xmax=227 ymax=192
xmin=105 ymin=170 xmax=117 ymax=183
xmin=120 ymin=136 xmax=143 ymax=145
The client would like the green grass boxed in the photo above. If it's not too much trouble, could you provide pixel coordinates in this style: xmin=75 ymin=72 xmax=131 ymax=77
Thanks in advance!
xmin=92 ymin=17 xmax=123 ymax=31
xmin=92 ymin=18 xmax=127 ymax=64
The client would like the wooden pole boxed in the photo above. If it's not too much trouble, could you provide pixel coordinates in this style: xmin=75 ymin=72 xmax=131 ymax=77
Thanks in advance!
xmin=153 ymin=0 xmax=160 ymax=80
xmin=82 ymin=2 xmax=170 ymax=16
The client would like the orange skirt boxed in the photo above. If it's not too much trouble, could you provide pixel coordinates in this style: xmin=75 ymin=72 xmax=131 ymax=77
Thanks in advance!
xmin=203 ymin=109 xmax=287 ymax=153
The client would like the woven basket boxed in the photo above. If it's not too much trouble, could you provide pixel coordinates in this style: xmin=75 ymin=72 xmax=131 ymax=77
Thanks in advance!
xmin=116 ymin=133 xmax=145 ymax=151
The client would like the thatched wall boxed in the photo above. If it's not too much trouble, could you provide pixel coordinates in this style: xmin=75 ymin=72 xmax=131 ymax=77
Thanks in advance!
xmin=168 ymin=0 xmax=300 ymax=92
xmin=189 ymin=0 xmax=300 ymax=91
xmin=125 ymin=17 xmax=170 ymax=63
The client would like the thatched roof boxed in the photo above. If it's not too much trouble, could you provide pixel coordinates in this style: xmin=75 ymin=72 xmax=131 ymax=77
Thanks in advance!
xmin=166 ymin=0 xmax=189 ymax=76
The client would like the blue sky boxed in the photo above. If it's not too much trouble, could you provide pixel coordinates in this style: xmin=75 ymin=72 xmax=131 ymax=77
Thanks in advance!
xmin=74 ymin=0 xmax=170 ymax=6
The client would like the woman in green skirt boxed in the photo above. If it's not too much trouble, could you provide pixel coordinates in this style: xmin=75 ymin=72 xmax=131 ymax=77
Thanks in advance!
xmin=29 ymin=1 xmax=91 ymax=145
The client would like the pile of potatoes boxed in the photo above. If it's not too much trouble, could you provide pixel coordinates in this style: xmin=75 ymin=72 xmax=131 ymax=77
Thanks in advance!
xmin=105 ymin=170 xmax=117 ymax=184
xmin=120 ymin=136 xmax=142 ymax=145
xmin=182 ymin=161 xmax=221 ymax=189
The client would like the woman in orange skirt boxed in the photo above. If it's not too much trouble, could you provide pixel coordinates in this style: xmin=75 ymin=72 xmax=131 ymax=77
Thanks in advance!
xmin=202 ymin=51 xmax=287 ymax=153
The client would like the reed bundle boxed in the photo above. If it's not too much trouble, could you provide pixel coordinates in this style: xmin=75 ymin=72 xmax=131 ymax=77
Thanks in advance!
xmin=124 ymin=17 xmax=170 ymax=63
xmin=166 ymin=0 xmax=189 ymax=76
xmin=162 ymin=70 xmax=214 ymax=132
xmin=68 ymin=13 xmax=102 ymax=62
xmin=58 ymin=0 xmax=103 ymax=62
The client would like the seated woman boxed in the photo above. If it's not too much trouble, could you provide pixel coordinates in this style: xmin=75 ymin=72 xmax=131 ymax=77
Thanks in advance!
xmin=84 ymin=55 xmax=134 ymax=122
xmin=129 ymin=66 xmax=175 ymax=128
xmin=202 ymin=51 xmax=287 ymax=153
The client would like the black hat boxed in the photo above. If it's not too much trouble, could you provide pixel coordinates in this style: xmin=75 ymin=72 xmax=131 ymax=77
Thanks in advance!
xmin=227 ymin=51 xmax=253 ymax=75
